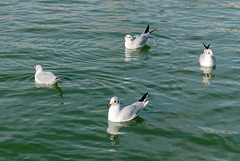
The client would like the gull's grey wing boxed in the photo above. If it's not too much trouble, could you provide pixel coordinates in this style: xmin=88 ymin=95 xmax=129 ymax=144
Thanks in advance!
xmin=119 ymin=102 xmax=145 ymax=121
xmin=36 ymin=71 xmax=56 ymax=83
xmin=133 ymin=33 xmax=149 ymax=47
xmin=132 ymin=35 xmax=139 ymax=41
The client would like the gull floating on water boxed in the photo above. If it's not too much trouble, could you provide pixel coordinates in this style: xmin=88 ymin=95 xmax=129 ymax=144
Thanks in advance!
xmin=123 ymin=25 xmax=156 ymax=49
xmin=34 ymin=65 xmax=63 ymax=84
xmin=199 ymin=43 xmax=216 ymax=67
xmin=107 ymin=92 xmax=149 ymax=122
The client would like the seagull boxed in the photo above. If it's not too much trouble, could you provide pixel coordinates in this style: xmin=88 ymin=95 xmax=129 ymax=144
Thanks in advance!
xmin=123 ymin=25 xmax=156 ymax=49
xmin=107 ymin=92 xmax=149 ymax=122
xmin=34 ymin=65 xmax=63 ymax=84
xmin=199 ymin=43 xmax=216 ymax=67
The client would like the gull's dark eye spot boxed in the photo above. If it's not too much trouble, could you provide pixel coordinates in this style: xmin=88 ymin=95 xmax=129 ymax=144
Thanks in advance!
xmin=114 ymin=100 xmax=116 ymax=103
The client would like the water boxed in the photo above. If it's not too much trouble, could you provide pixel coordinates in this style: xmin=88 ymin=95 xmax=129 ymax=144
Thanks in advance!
xmin=1 ymin=0 xmax=240 ymax=160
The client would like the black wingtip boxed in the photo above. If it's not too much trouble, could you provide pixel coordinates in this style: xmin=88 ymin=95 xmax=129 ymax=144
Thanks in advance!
xmin=144 ymin=25 xmax=150 ymax=34
xmin=56 ymin=77 xmax=64 ymax=80
xmin=203 ymin=43 xmax=210 ymax=49
xmin=139 ymin=92 xmax=148 ymax=102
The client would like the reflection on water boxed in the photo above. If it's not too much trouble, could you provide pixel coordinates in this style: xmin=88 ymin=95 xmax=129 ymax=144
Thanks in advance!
xmin=108 ymin=117 xmax=149 ymax=147
xmin=107 ymin=116 xmax=148 ymax=136
xmin=124 ymin=45 xmax=151 ymax=62
xmin=35 ymin=82 xmax=63 ymax=96
xmin=199 ymin=66 xmax=216 ymax=86
xmin=200 ymin=127 xmax=235 ymax=134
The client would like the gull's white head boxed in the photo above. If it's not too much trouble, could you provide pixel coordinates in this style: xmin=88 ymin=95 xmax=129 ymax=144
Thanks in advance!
xmin=123 ymin=34 xmax=133 ymax=42
xmin=33 ymin=65 xmax=43 ymax=72
xmin=203 ymin=43 xmax=214 ymax=57
xmin=107 ymin=96 xmax=120 ymax=107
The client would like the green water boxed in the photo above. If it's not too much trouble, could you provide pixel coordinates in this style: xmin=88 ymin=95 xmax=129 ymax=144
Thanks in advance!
xmin=1 ymin=0 xmax=240 ymax=160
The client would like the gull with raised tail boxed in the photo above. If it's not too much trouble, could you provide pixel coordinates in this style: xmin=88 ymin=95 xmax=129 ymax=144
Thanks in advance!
xmin=199 ymin=43 xmax=216 ymax=67
xmin=34 ymin=65 xmax=63 ymax=84
xmin=107 ymin=92 xmax=149 ymax=122
xmin=123 ymin=25 xmax=156 ymax=49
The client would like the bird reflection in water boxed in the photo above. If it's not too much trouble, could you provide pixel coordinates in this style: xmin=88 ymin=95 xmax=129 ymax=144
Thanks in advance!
xmin=107 ymin=116 xmax=149 ymax=141
xmin=35 ymin=82 xmax=63 ymax=97
xmin=199 ymin=66 xmax=216 ymax=86
xmin=124 ymin=45 xmax=151 ymax=62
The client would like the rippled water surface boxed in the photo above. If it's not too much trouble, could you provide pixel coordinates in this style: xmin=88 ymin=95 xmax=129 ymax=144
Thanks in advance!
xmin=1 ymin=0 xmax=240 ymax=160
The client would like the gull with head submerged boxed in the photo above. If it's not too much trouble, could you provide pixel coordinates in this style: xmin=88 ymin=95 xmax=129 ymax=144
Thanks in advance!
xmin=34 ymin=65 xmax=63 ymax=84
xmin=107 ymin=92 xmax=149 ymax=122
xmin=123 ymin=25 xmax=156 ymax=49
xmin=199 ymin=43 xmax=216 ymax=67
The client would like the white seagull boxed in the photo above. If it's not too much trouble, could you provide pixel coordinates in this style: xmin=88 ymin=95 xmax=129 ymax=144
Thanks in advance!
xmin=107 ymin=92 xmax=149 ymax=122
xmin=123 ymin=25 xmax=156 ymax=49
xmin=34 ymin=65 xmax=63 ymax=84
xmin=199 ymin=43 xmax=216 ymax=67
